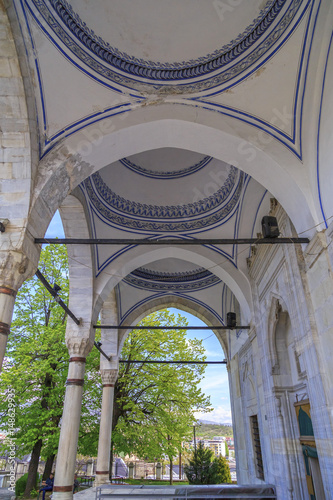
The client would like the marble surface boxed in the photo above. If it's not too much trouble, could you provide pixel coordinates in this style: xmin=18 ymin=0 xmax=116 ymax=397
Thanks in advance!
xmin=86 ymin=484 xmax=277 ymax=498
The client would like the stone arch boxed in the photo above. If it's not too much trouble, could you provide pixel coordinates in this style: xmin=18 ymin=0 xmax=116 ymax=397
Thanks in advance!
xmin=0 ymin=2 xmax=39 ymax=266
xmin=28 ymin=114 xmax=317 ymax=243
xmin=93 ymin=246 xmax=252 ymax=323
xmin=115 ymin=293 xmax=228 ymax=359
xmin=58 ymin=194 xmax=94 ymax=337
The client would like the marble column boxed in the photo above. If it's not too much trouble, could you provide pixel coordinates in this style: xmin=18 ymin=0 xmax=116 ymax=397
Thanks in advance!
xmin=0 ymin=285 xmax=17 ymax=371
xmin=95 ymin=369 xmax=119 ymax=485
xmin=53 ymin=337 xmax=93 ymax=500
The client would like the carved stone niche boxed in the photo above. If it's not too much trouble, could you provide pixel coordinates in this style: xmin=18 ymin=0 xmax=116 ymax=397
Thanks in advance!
xmin=270 ymin=299 xmax=282 ymax=375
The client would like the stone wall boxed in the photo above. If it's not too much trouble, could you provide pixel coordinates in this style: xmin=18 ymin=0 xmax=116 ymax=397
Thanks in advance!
xmin=228 ymin=204 xmax=333 ymax=499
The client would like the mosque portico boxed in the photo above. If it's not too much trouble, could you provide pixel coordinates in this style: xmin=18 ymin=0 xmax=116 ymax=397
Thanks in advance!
xmin=1 ymin=0 xmax=333 ymax=498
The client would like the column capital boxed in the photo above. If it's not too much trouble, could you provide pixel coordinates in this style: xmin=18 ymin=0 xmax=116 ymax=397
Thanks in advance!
xmin=66 ymin=336 xmax=94 ymax=357
xmin=0 ymin=250 xmax=37 ymax=290
xmin=101 ymin=369 xmax=118 ymax=387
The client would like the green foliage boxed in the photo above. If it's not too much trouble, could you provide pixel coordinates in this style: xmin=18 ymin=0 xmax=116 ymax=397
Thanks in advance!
xmin=0 ymin=244 xmax=102 ymax=461
xmin=211 ymin=455 xmax=232 ymax=484
xmin=196 ymin=423 xmax=233 ymax=439
xmin=15 ymin=473 xmax=38 ymax=497
xmin=184 ymin=442 xmax=216 ymax=485
xmin=225 ymin=441 xmax=229 ymax=457
xmin=184 ymin=442 xmax=232 ymax=485
xmin=0 ymin=245 xmax=70 ymax=461
xmin=112 ymin=310 xmax=212 ymax=463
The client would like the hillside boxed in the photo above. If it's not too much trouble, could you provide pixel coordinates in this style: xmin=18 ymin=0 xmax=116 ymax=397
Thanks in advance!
xmin=195 ymin=423 xmax=233 ymax=439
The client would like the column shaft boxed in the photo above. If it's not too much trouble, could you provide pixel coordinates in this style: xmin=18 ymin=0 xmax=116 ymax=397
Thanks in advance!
xmin=0 ymin=286 xmax=17 ymax=371
xmin=95 ymin=385 xmax=115 ymax=485
xmin=53 ymin=358 xmax=86 ymax=500
xmin=95 ymin=369 xmax=118 ymax=485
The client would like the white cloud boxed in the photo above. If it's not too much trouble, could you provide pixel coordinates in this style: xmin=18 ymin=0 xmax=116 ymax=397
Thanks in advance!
xmin=199 ymin=372 xmax=229 ymax=391
xmin=194 ymin=405 xmax=232 ymax=424
xmin=204 ymin=349 xmax=226 ymax=359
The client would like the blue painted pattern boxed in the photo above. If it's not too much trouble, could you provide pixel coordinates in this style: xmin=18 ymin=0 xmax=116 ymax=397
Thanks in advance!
xmin=123 ymin=267 xmax=221 ymax=292
xmin=84 ymin=168 xmax=244 ymax=233
xmin=28 ymin=0 xmax=303 ymax=92
xmin=119 ymin=156 xmax=212 ymax=179
xmin=132 ymin=267 xmax=215 ymax=282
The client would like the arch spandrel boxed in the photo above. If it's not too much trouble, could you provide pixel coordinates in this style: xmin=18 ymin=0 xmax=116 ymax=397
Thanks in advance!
xmin=58 ymin=194 xmax=94 ymax=334
xmin=29 ymin=115 xmax=317 ymax=241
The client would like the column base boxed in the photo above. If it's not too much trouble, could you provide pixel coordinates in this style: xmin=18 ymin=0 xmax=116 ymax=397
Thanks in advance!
xmin=52 ymin=491 xmax=73 ymax=500
xmin=95 ymin=473 xmax=110 ymax=486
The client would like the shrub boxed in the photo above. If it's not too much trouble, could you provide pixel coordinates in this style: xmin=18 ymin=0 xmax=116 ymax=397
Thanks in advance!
xmin=211 ymin=455 xmax=232 ymax=484
xmin=15 ymin=473 xmax=28 ymax=497
xmin=15 ymin=472 xmax=39 ymax=497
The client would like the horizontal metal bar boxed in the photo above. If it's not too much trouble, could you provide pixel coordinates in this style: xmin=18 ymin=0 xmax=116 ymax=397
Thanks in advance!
xmin=97 ymin=492 xmax=276 ymax=499
xmin=96 ymin=496 xmax=276 ymax=499
xmin=94 ymin=341 xmax=111 ymax=362
xmin=35 ymin=270 xmax=81 ymax=325
xmin=119 ymin=359 xmax=227 ymax=364
xmin=35 ymin=237 xmax=309 ymax=245
xmin=94 ymin=325 xmax=250 ymax=330
xmin=96 ymin=493 xmax=276 ymax=499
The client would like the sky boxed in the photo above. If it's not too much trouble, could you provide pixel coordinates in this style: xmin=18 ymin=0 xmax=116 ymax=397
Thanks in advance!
xmin=46 ymin=212 xmax=232 ymax=424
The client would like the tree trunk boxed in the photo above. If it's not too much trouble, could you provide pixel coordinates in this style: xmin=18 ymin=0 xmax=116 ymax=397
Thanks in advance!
xmin=169 ymin=457 xmax=173 ymax=486
xmin=42 ymin=454 xmax=55 ymax=481
xmin=24 ymin=438 xmax=43 ymax=497
xmin=179 ymin=450 xmax=182 ymax=480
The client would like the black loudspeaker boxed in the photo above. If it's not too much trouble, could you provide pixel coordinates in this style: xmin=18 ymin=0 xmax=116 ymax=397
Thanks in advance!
xmin=227 ymin=312 xmax=237 ymax=328
xmin=261 ymin=216 xmax=280 ymax=238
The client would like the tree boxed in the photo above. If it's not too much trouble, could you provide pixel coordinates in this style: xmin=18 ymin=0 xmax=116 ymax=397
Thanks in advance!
xmin=211 ymin=455 xmax=232 ymax=484
xmin=225 ymin=441 xmax=229 ymax=457
xmin=111 ymin=310 xmax=212 ymax=483
xmin=184 ymin=441 xmax=216 ymax=484
xmin=0 ymin=245 xmax=70 ymax=495
xmin=0 ymin=245 xmax=101 ymax=495
xmin=184 ymin=443 xmax=232 ymax=485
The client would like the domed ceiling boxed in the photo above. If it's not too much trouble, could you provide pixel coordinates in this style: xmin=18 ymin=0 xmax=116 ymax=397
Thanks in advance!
xmin=83 ymin=148 xmax=243 ymax=234
xmin=24 ymin=0 xmax=304 ymax=94
xmin=14 ymin=0 xmax=314 ymax=159
xmin=79 ymin=147 xmax=270 ymax=278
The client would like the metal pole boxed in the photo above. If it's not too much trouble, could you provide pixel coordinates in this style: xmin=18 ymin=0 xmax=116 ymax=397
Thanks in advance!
xmin=35 ymin=237 xmax=310 ymax=245
xmin=35 ymin=269 xmax=81 ymax=325
xmin=94 ymin=325 xmax=250 ymax=330
xmin=94 ymin=341 xmax=111 ymax=361
xmin=193 ymin=425 xmax=197 ymax=453
xmin=119 ymin=359 xmax=227 ymax=364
